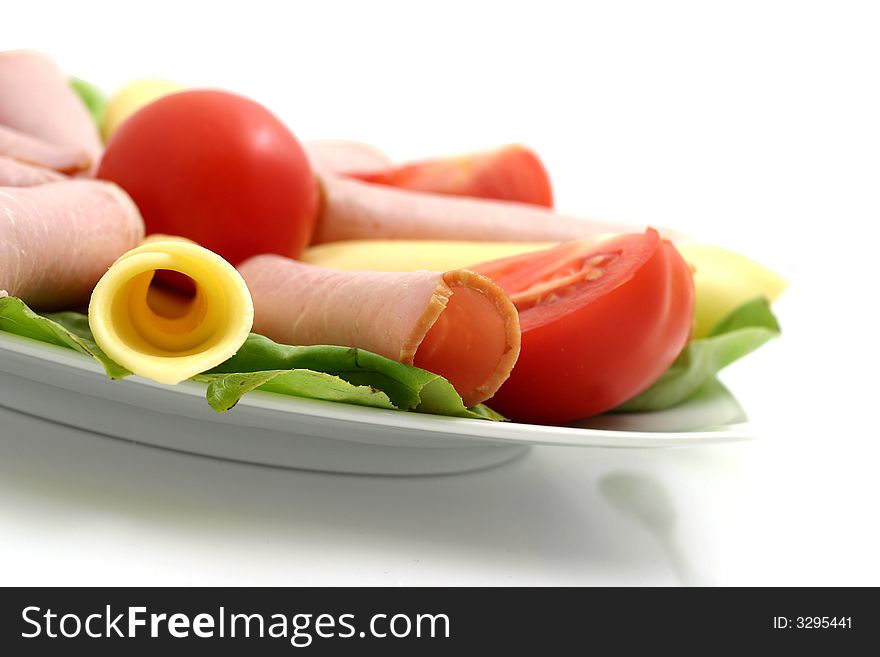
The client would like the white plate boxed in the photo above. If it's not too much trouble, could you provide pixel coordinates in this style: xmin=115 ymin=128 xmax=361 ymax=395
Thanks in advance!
xmin=0 ymin=331 xmax=754 ymax=475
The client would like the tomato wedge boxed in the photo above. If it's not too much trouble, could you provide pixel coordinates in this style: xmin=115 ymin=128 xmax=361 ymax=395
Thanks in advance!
xmin=349 ymin=144 xmax=554 ymax=207
xmin=472 ymin=229 xmax=694 ymax=423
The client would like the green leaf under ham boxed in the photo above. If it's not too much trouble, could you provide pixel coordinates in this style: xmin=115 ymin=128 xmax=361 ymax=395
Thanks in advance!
xmin=0 ymin=296 xmax=502 ymax=421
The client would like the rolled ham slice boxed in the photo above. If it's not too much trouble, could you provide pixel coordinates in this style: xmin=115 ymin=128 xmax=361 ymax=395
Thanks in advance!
xmin=0 ymin=154 xmax=65 ymax=187
xmin=314 ymin=175 xmax=643 ymax=244
xmin=304 ymin=139 xmax=393 ymax=175
xmin=0 ymin=50 xmax=102 ymax=174
xmin=237 ymin=254 xmax=521 ymax=407
xmin=0 ymin=180 xmax=144 ymax=309
xmin=0 ymin=124 xmax=90 ymax=174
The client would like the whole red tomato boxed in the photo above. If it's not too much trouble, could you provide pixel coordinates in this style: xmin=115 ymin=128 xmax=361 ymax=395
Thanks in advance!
xmin=98 ymin=90 xmax=318 ymax=265
xmin=473 ymin=230 xmax=694 ymax=423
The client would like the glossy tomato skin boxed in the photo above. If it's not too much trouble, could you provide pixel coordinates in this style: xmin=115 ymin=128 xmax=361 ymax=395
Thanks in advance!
xmin=350 ymin=144 xmax=554 ymax=207
xmin=97 ymin=90 xmax=317 ymax=265
xmin=474 ymin=231 xmax=694 ymax=423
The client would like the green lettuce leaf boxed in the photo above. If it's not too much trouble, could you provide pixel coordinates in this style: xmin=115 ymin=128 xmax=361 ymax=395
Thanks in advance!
xmin=194 ymin=369 xmax=400 ymax=413
xmin=0 ymin=297 xmax=501 ymax=421
xmin=614 ymin=297 xmax=781 ymax=413
xmin=70 ymin=77 xmax=107 ymax=130
xmin=201 ymin=333 xmax=502 ymax=419
xmin=0 ymin=296 xmax=129 ymax=378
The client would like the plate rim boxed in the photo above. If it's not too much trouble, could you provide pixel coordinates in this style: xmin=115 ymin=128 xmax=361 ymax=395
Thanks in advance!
xmin=0 ymin=330 xmax=756 ymax=448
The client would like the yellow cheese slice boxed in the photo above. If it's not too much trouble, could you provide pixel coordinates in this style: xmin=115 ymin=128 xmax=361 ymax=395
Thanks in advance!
xmin=102 ymin=77 xmax=184 ymax=141
xmin=302 ymin=239 xmax=556 ymax=272
xmin=675 ymin=241 xmax=788 ymax=338
xmin=88 ymin=239 xmax=253 ymax=384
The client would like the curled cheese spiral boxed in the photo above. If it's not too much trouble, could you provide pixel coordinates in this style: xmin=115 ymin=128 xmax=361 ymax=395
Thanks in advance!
xmin=88 ymin=239 xmax=253 ymax=384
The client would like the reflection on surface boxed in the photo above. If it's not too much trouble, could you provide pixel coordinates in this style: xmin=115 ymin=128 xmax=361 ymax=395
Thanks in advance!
xmin=0 ymin=405 xmax=714 ymax=585
xmin=600 ymin=472 xmax=712 ymax=586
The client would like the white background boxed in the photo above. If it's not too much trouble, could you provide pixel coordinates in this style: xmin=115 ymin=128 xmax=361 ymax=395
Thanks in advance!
xmin=2 ymin=0 xmax=879 ymax=585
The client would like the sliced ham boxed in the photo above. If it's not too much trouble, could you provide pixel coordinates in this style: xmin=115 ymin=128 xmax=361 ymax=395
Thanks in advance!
xmin=0 ymin=50 xmax=102 ymax=174
xmin=0 ymin=125 xmax=88 ymax=174
xmin=313 ymin=175 xmax=643 ymax=244
xmin=237 ymin=254 xmax=521 ymax=406
xmin=304 ymin=139 xmax=393 ymax=175
xmin=0 ymin=180 xmax=144 ymax=309
xmin=0 ymin=155 xmax=65 ymax=187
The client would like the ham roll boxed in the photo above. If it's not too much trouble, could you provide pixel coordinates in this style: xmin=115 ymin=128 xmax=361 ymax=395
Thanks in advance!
xmin=0 ymin=180 xmax=144 ymax=309
xmin=237 ymin=255 xmax=521 ymax=406
xmin=304 ymin=139 xmax=393 ymax=175
xmin=0 ymin=50 xmax=102 ymax=174
xmin=0 ymin=154 xmax=65 ymax=187
xmin=0 ymin=124 xmax=90 ymax=174
xmin=313 ymin=175 xmax=642 ymax=244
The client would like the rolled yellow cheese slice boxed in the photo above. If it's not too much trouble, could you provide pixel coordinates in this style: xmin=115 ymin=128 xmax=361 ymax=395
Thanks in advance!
xmin=88 ymin=239 xmax=254 ymax=384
